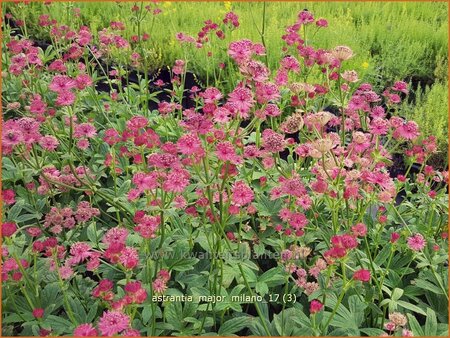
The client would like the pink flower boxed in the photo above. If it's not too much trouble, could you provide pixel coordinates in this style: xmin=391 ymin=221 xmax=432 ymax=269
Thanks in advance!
xmin=228 ymin=39 xmax=254 ymax=63
xmin=119 ymin=247 xmax=139 ymax=269
xmin=39 ymin=135 xmax=59 ymax=151
xmin=392 ymin=81 xmax=409 ymax=94
xmin=316 ymin=18 xmax=328 ymax=27
xmin=74 ymin=323 xmax=98 ymax=336
xmin=351 ymin=223 xmax=367 ymax=237
xmin=177 ymin=133 xmax=203 ymax=155
xmin=2 ymin=190 xmax=16 ymax=205
xmin=55 ymin=90 xmax=76 ymax=106
xmin=200 ymin=87 xmax=222 ymax=103
xmin=216 ymin=141 xmax=240 ymax=163
xmin=255 ymin=82 xmax=280 ymax=104
xmin=74 ymin=123 xmax=97 ymax=138
xmin=262 ymin=129 xmax=285 ymax=153
xmin=231 ymin=181 xmax=254 ymax=207
xmin=2 ymin=222 xmax=17 ymax=237
xmin=69 ymin=242 xmax=92 ymax=265
xmin=309 ymin=300 xmax=323 ymax=314
xmin=123 ymin=329 xmax=141 ymax=336
xmin=32 ymin=308 xmax=44 ymax=318
xmin=75 ymin=74 xmax=93 ymax=90
xmin=152 ymin=278 xmax=167 ymax=294
xmin=49 ymin=75 xmax=77 ymax=93
xmin=103 ymin=227 xmax=129 ymax=246
xmin=98 ymin=311 xmax=130 ymax=336
xmin=407 ymin=233 xmax=426 ymax=251
xmin=59 ymin=265 xmax=74 ymax=279
xmin=353 ymin=269 xmax=371 ymax=282
xmin=228 ymin=86 xmax=255 ymax=117
xmin=163 ymin=169 xmax=190 ymax=193
xmin=402 ymin=329 xmax=414 ymax=336
xmin=394 ymin=121 xmax=420 ymax=140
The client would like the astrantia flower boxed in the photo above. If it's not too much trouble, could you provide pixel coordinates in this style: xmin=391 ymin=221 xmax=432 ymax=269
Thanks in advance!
xmin=2 ymin=189 xmax=16 ymax=205
xmin=119 ymin=247 xmax=139 ymax=269
xmin=177 ymin=133 xmax=203 ymax=155
xmin=73 ymin=323 xmax=98 ymax=336
xmin=55 ymin=90 xmax=76 ymax=106
xmin=216 ymin=141 xmax=239 ymax=163
xmin=103 ymin=227 xmax=129 ymax=246
xmin=228 ymin=85 xmax=255 ymax=117
xmin=407 ymin=233 xmax=426 ymax=251
xmin=32 ymin=308 xmax=44 ymax=318
xmin=69 ymin=242 xmax=92 ymax=265
xmin=353 ymin=269 xmax=371 ymax=282
xmin=98 ymin=311 xmax=130 ymax=336
xmin=231 ymin=180 xmax=254 ymax=207
xmin=262 ymin=129 xmax=285 ymax=153
xmin=389 ymin=312 xmax=407 ymax=327
xmin=309 ymin=300 xmax=323 ymax=314
xmin=39 ymin=135 xmax=59 ymax=151
xmin=74 ymin=123 xmax=97 ymax=138
xmin=49 ymin=75 xmax=77 ymax=93
xmin=2 ymin=222 xmax=17 ymax=237
xmin=152 ymin=278 xmax=168 ymax=294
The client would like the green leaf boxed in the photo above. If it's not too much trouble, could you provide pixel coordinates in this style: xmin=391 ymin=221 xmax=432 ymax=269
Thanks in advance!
xmin=218 ymin=316 xmax=252 ymax=335
xmin=360 ymin=328 xmax=386 ymax=336
xmin=414 ymin=279 xmax=444 ymax=295
xmin=374 ymin=244 xmax=392 ymax=266
xmin=255 ymin=282 xmax=268 ymax=296
xmin=425 ymin=307 xmax=437 ymax=336
xmin=392 ymin=288 xmax=404 ymax=301
xmin=45 ymin=315 xmax=74 ymax=334
xmin=397 ymin=300 xmax=427 ymax=316
xmin=407 ymin=313 xmax=424 ymax=336
xmin=169 ymin=258 xmax=199 ymax=272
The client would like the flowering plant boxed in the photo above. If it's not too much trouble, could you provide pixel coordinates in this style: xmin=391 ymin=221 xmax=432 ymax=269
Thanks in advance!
xmin=1 ymin=4 xmax=448 ymax=337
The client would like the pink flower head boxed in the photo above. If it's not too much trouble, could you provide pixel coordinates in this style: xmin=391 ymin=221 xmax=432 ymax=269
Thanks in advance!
xmin=407 ymin=233 xmax=426 ymax=251
xmin=119 ymin=247 xmax=139 ymax=269
xmin=351 ymin=223 xmax=367 ymax=237
xmin=39 ymin=135 xmax=59 ymax=151
xmin=177 ymin=133 xmax=203 ymax=155
xmin=216 ymin=141 xmax=240 ymax=164
xmin=353 ymin=269 xmax=371 ymax=282
xmin=74 ymin=323 xmax=98 ymax=336
xmin=2 ymin=190 xmax=16 ymax=205
xmin=262 ymin=129 xmax=285 ymax=153
xmin=392 ymin=81 xmax=409 ymax=94
xmin=228 ymin=39 xmax=254 ymax=64
xmin=49 ymin=75 xmax=77 ymax=93
xmin=55 ymin=90 xmax=76 ymax=106
xmin=98 ymin=311 xmax=130 ymax=336
xmin=309 ymin=300 xmax=323 ymax=314
xmin=231 ymin=180 xmax=254 ymax=207
xmin=32 ymin=308 xmax=44 ymax=318
xmin=103 ymin=227 xmax=129 ymax=246
xmin=69 ymin=242 xmax=92 ymax=265
xmin=2 ymin=222 xmax=17 ymax=237
xmin=228 ymin=85 xmax=255 ymax=117
xmin=394 ymin=121 xmax=420 ymax=140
